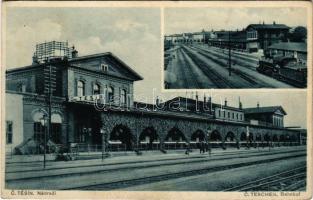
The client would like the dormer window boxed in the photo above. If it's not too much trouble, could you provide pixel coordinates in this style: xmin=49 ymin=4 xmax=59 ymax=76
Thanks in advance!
xmin=100 ymin=64 xmax=109 ymax=72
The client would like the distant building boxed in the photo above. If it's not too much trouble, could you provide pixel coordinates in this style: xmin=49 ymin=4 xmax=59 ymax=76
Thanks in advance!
xmin=267 ymin=42 xmax=307 ymax=64
xmin=208 ymin=30 xmax=247 ymax=51
xmin=246 ymin=22 xmax=290 ymax=52
xmin=244 ymin=105 xmax=286 ymax=128
xmin=165 ymin=30 xmax=215 ymax=45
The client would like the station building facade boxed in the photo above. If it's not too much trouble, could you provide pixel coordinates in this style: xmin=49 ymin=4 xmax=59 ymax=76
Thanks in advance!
xmin=166 ymin=22 xmax=291 ymax=53
xmin=5 ymin=42 xmax=303 ymax=154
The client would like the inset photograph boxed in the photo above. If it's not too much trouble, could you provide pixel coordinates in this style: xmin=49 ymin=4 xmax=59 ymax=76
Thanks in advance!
xmin=164 ymin=8 xmax=308 ymax=89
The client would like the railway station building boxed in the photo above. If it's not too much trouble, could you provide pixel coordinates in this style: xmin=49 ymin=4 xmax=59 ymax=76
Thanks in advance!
xmin=245 ymin=22 xmax=290 ymax=52
xmin=166 ymin=22 xmax=291 ymax=53
xmin=5 ymin=41 xmax=303 ymax=154
xmin=267 ymin=42 xmax=307 ymax=65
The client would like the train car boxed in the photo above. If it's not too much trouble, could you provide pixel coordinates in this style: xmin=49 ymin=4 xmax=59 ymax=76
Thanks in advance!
xmin=257 ymin=55 xmax=307 ymax=88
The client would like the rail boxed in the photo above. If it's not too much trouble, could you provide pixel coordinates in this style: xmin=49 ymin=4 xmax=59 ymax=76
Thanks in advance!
xmin=224 ymin=166 xmax=306 ymax=191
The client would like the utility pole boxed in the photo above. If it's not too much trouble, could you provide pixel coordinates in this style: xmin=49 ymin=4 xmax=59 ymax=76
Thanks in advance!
xmin=44 ymin=62 xmax=56 ymax=169
xmin=228 ymin=31 xmax=232 ymax=76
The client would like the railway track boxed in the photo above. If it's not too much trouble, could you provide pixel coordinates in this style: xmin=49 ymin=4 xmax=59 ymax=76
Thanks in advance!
xmin=6 ymin=149 xmax=306 ymax=181
xmin=187 ymin=45 xmax=265 ymax=88
xmin=68 ymin=153 xmax=305 ymax=190
xmin=190 ymin=45 xmax=297 ymax=88
xmin=181 ymin=46 xmax=233 ymax=88
xmin=224 ymin=166 xmax=306 ymax=191
xmin=193 ymin=45 xmax=257 ymax=70
xmin=176 ymin=48 xmax=202 ymax=88
xmin=203 ymin=45 xmax=259 ymax=66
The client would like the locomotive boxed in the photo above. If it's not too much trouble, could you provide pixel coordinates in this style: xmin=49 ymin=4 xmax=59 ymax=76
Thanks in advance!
xmin=257 ymin=49 xmax=307 ymax=88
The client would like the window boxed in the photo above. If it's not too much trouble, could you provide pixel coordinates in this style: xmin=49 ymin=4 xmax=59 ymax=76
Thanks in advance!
xmin=236 ymin=113 xmax=238 ymax=120
xmin=101 ymin=64 xmax=109 ymax=72
xmin=120 ymin=89 xmax=127 ymax=105
xmin=77 ymin=81 xmax=85 ymax=97
xmin=17 ymin=83 xmax=26 ymax=93
xmin=6 ymin=121 xmax=13 ymax=144
xmin=232 ymin=113 xmax=234 ymax=119
xmin=223 ymin=111 xmax=226 ymax=118
xmin=108 ymin=86 xmax=114 ymax=102
xmin=93 ymin=84 xmax=101 ymax=95
xmin=76 ymin=125 xmax=86 ymax=143
xmin=218 ymin=110 xmax=221 ymax=117
xmin=34 ymin=122 xmax=44 ymax=141
xmin=228 ymin=112 xmax=230 ymax=118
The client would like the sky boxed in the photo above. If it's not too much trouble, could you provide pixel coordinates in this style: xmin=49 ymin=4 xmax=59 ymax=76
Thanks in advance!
xmin=4 ymin=7 xmax=307 ymax=128
xmin=165 ymin=7 xmax=307 ymax=35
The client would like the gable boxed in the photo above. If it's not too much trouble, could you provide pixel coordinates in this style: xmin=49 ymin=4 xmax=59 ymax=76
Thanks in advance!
xmin=69 ymin=53 xmax=143 ymax=81
xmin=274 ymin=108 xmax=285 ymax=116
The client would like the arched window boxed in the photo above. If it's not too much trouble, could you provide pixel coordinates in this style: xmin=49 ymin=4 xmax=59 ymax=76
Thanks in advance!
xmin=51 ymin=113 xmax=62 ymax=144
xmin=77 ymin=81 xmax=85 ymax=97
xmin=121 ymin=89 xmax=127 ymax=105
xmin=108 ymin=86 xmax=114 ymax=102
xmin=93 ymin=84 xmax=101 ymax=95
xmin=32 ymin=110 xmax=47 ymax=142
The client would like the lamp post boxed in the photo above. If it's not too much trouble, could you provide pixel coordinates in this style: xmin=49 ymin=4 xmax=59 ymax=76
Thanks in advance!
xmin=40 ymin=114 xmax=48 ymax=169
xmin=100 ymin=128 xmax=106 ymax=161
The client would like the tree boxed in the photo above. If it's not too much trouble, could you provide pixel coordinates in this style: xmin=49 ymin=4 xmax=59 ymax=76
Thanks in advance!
xmin=288 ymin=26 xmax=307 ymax=42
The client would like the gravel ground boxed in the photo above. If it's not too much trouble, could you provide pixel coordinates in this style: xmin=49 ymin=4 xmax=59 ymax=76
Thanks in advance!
xmin=121 ymin=156 xmax=306 ymax=191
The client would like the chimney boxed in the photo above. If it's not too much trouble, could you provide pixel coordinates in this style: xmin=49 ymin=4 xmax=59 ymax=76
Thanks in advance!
xmin=263 ymin=21 xmax=265 ymax=25
xmin=238 ymin=97 xmax=242 ymax=109
xmin=156 ymin=96 xmax=160 ymax=105
xmin=71 ymin=46 xmax=78 ymax=58
xmin=224 ymin=98 xmax=228 ymax=107
xmin=273 ymin=21 xmax=276 ymax=25
xmin=257 ymin=102 xmax=260 ymax=108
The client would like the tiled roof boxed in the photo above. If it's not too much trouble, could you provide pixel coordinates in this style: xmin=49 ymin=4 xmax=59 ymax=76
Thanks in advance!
xmin=247 ymin=24 xmax=290 ymax=30
xmin=244 ymin=106 xmax=287 ymax=115
xmin=268 ymin=42 xmax=307 ymax=53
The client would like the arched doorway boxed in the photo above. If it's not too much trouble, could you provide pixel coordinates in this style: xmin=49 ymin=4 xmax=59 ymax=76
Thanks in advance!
xmin=290 ymin=135 xmax=297 ymax=146
xmin=248 ymin=132 xmax=254 ymax=148
xmin=264 ymin=133 xmax=271 ymax=147
xmin=191 ymin=130 xmax=205 ymax=149
xmin=240 ymin=132 xmax=247 ymax=148
xmin=273 ymin=134 xmax=279 ymax=147
xmin=210 ymin=130 xmax=222 ymax=148
xmin=139 ymin=127 xmax=159 ymax=150
xmin=279 ymin=135 xmax=286 ymax=145
xmin=165 ymin=128 xmax=186 ymax=150
xmin=225 ymin=132 xmax=236 ymax=148
xmin=110 ymin=125 xmax=134 ymax=151
xmin=51 ymin=113 xmax=63 ymax=144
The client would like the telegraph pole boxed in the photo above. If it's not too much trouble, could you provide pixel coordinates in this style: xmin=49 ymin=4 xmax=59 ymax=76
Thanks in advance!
xmin=228 ymin=31 xmax=232 ymax=76
xmin=44 ymin=62 xmax=56 ymax=169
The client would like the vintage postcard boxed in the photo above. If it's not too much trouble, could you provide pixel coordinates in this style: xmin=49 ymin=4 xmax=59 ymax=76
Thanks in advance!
xmin=1 ymin=1 xmax=312 ymax=200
